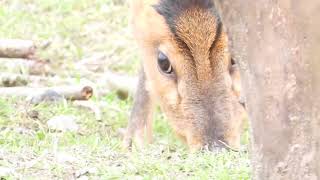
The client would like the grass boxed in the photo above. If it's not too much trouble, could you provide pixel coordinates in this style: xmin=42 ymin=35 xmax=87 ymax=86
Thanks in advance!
xmin=0 ymin=0 xmax=251 ymax=179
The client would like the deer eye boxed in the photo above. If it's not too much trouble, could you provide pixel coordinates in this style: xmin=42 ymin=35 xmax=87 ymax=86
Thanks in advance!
xmin=157 ymin=51 xmax=173 ymax=75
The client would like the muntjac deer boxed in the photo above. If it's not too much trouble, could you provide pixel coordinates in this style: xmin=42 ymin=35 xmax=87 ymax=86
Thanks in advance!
xmin=123 ymin=0 xmax=246 ymax=151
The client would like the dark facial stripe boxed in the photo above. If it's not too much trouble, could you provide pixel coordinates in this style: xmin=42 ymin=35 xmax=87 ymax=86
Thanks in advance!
xmin=208 ymin=21 xmax=224 ymax=72
xmin=153 ymin=0 xmax=214 ymax=34
xmin=209 ymin=21 xmax=223 ymax=53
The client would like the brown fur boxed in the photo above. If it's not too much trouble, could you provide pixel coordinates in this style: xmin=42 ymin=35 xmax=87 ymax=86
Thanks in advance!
xmin=123 ymin=0 xmax=246 ymax=151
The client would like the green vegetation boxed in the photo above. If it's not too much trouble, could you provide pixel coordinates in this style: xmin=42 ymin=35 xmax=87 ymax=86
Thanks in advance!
xmin=0 ymin=0 xmax=251 ymax=179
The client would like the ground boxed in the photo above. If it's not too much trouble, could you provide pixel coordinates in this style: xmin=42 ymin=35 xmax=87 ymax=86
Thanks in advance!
xmin=0 ymin=0 xmax=251 ymax=179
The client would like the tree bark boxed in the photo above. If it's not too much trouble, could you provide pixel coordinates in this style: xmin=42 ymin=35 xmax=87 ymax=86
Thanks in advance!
xmin=214 ymin=0 xmax=320 ymax=179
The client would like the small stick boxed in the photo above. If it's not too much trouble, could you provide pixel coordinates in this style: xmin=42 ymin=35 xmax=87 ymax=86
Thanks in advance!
xmin=0 ymin=85 xmax=93 ymax=101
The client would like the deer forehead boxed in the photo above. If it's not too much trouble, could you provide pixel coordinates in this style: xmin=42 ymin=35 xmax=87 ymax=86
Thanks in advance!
xmin=133 ymin=0 xmax=227 ymax=80
xmin=175 ymin=9 xmax=220 ymax=56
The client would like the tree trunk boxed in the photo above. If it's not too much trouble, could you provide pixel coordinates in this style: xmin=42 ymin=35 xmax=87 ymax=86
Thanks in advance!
xmin=214 ymin=0 xmax=320 ymax=179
